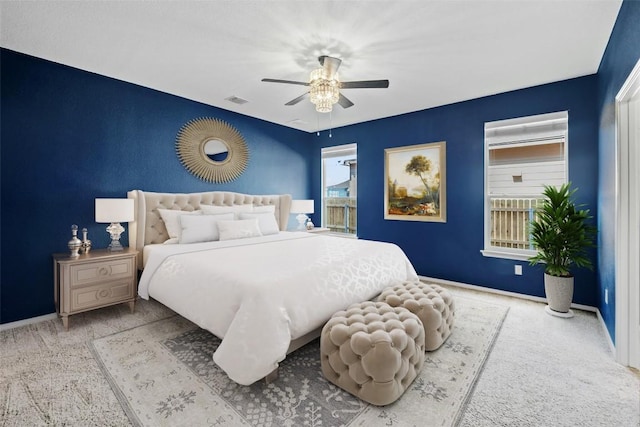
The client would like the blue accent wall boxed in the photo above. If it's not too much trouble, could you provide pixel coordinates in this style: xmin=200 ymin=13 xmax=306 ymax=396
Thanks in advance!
xmin=596 ymin=0 xmax=640 ymax=341
xmin=2 ymin=2 xmax=638 ymax=328
xmin=0 ymin=49 xmax=313 ymax=323
xmin=312 ymin=76 xmax=600 ymax=306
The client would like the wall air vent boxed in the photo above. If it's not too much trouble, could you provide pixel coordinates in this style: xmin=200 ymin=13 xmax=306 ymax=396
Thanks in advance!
xmin=225 ymin=96 xmax=248 ymax=105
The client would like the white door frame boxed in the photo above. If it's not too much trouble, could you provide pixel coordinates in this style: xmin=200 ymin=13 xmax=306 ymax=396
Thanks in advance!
xmin=615 ymin=58 xmax=640 ymax=369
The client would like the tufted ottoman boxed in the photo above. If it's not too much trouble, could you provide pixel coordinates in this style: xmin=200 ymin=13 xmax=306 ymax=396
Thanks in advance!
xmin=378 ymin=281 xmax=455 ymax=351
xmin=320 ymin=301 xmax=425 ymax=406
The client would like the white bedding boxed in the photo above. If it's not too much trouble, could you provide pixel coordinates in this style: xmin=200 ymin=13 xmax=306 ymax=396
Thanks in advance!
xmin=138 ymin=232 xmax=418 ymax=385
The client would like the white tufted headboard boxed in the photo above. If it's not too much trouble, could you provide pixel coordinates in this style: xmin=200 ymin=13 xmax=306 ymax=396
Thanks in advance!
xmin=127 ymin=190 xmax=292 ymax=261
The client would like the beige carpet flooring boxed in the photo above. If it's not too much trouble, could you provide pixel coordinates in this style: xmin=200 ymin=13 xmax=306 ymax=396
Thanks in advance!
xmin=451 ymin=286 xmax=640 ymax=427
xmin=1 ymin=284 xmax=638 ymax=426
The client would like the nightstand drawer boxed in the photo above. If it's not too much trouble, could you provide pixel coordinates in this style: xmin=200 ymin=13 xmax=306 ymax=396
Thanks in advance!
xmin=70 ymin=280 xmax=135 ymax=312
xmin=69 ymin=258 xmax=134 ymax=287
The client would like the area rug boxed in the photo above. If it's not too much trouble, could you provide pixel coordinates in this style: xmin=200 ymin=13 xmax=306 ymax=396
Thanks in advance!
xmin=90 ymin=296 xmax=508 ymax=427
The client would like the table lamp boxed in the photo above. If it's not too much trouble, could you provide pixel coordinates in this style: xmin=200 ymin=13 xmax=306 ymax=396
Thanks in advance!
xmin=95 ymin=198 xmax=134 ymax=251
xmin=290 ymin=199 xmax=314 ymax=230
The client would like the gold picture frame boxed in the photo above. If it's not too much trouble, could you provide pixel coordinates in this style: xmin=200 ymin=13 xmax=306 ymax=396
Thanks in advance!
xmin=384 ymin=141 xmax=446 ymax=222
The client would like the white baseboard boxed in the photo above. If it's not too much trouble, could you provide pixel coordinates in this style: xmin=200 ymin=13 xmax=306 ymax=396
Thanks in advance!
xmin=0 ymin=312 xmax=58 ymax=332
xmin=418 ymin=275 xmax=598 ymax=313
xmin=596 ymin=309 xmax=617 ymax=357
xmin=2 ymin=277 xmax=616 ymax=353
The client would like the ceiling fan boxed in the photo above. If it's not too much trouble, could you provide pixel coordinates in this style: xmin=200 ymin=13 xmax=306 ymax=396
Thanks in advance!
xmin=262 ymin=55 xmax=389 ymax=113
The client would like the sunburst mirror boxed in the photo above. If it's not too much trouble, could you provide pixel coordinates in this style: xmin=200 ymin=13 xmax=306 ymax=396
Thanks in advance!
xmin=176 ymin=118 xmax=249 ymax=183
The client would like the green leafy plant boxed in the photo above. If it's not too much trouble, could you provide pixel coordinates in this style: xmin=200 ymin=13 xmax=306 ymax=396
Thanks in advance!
xmin=528 ymin=183 xmax=596 ymax=277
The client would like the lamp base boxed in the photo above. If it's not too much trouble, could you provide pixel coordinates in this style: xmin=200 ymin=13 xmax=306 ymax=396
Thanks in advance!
xmin=108 ymin=240 xmax=124 ymax=251
xmin=106 ymin=222 xmax=125 ymax=251
xmin=296 ymin=213 xmax=309 ymax=230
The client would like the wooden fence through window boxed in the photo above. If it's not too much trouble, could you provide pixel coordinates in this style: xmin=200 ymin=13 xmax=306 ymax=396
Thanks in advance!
xmin=490 ymin=197 xmax=540 ymax=249
xmin=325 ymin=197 xmax=357 ymax=234
xmin=323 ymin=197 xmax=538 ymax=244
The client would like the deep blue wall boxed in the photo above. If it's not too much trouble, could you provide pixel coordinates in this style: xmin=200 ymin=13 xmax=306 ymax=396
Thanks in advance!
xmin=0 ymin=49 xmax=314 ymax=323
xmin=596 ymin=0 xmax=640 ymax=341
xmin=312 ymin=76 xmax=600 ymax=306
xmin=5 ymin=2 xmax=638 ymax=326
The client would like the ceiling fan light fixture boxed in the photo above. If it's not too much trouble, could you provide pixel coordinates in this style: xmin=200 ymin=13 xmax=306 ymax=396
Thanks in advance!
xmin=262 ymin=55 xmax=387 ymax=112
xmin=309 ymin=68 xmax=340 ymax=113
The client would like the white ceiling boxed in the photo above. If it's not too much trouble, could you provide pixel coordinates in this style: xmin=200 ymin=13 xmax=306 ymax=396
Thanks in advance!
xmin=0 ymin=0 xmax=622 ymax=133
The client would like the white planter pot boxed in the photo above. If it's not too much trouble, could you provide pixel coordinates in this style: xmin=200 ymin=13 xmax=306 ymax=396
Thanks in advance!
xmin=544 ymin=273 xmax=574 ymax=317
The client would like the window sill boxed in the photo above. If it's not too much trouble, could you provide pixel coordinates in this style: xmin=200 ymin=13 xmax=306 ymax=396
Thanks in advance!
xmin=481 ymin=249 xmax=534 ymax=262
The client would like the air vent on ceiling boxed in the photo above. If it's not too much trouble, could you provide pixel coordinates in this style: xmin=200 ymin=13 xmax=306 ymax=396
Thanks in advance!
xmin=287 ymin=119 xmax=307 ymax=126
xmin=225 ymin=96 xmax=248 ymax=105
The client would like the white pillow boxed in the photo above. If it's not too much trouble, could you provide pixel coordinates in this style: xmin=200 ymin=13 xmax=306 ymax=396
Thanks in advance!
xmin=179 ymin=212 xmax=235 ymax=244
xmin=200 ymin=204 xmax=254 ymax=219
xmin=158 ymin=209 xmax=202 ymax=241
xmin=239 ymin=212 xmax=280 ymax=236
xmin=217 ymin=219 xmax=263 ymax=241
xmin=253 ymin=204 xmax=276 ymax=213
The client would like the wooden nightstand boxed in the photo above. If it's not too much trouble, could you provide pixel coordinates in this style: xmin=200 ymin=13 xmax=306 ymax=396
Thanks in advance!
xmin=53 ymin=248 xmax=138 ymax=330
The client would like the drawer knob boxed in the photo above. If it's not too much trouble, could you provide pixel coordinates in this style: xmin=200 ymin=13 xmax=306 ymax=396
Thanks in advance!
xmin=98 ymin=289 xmax=111 ymax=299
xmin=98 ymin=267 xmax=111 ymax=276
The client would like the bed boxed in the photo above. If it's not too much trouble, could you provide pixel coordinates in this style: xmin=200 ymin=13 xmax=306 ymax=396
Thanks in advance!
xmin=128 ymin=190 xmax=418 ymax=385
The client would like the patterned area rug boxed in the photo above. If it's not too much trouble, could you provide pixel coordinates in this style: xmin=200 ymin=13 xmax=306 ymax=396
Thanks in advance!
xmin=90 ymin=296 xmax=508 ymax=427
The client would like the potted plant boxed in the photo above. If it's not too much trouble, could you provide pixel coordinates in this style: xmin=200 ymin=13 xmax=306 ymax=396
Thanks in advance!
xmin=528 ymin=183 xmax=596 ymax=317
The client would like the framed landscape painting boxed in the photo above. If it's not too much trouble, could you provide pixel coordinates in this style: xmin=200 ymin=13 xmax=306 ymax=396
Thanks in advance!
xmin=384 ymin=141 xmax=446 ymax=222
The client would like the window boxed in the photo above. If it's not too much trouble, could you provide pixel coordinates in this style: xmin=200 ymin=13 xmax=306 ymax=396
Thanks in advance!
xmin=321 ymin=143 xmax=357 ymax=235
xmin=482 ymin=111 xmax=568 ymax=260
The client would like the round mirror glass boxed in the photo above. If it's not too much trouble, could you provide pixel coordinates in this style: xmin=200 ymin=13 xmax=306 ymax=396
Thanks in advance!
xmin=204 ymin=138 xmax=229 ymax=162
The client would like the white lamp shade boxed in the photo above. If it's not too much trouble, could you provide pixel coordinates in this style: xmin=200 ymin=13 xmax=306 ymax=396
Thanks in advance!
xmin=95 ymin=198 xmax=134 ymax=223
xmin=290 ymin=199 xmax=314 ymax=214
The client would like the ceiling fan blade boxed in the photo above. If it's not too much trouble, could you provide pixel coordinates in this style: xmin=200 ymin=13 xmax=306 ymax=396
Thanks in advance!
xmin=285 ymin=92 xmax=308 ymax=106
xmin=340 ymin=80 xmax=390 ymax=89
xmin=319 ymin=55 xmax=342 ymax=79
xmin=338 ymin=93 xmax=354 ymax=109
xmin=262 ymin=78 xmax=309 ymax=86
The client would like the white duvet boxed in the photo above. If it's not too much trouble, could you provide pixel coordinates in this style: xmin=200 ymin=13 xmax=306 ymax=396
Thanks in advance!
xmin=138 ymin=232 xmax=417 ymax=385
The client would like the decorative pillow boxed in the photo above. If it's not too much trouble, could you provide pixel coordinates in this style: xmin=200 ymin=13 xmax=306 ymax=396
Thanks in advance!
xmin=253 ymin=204 xmax=276 ymax=213
xmin=179 ymin=212 xmax=235 ymax=244
xmin=239 ymin=212 xmax=280 ymax=236
xmin=200 ymin=204 xmax=254 ymax=218
xmin=158 ymin=209 xmax=202 ymax=241
xmin=217 ymin=219 xmax=263 ymax=241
